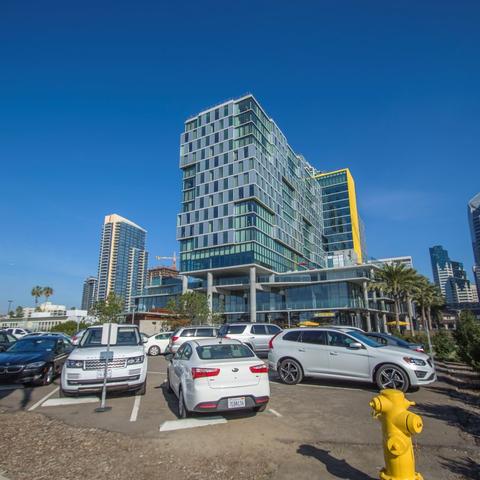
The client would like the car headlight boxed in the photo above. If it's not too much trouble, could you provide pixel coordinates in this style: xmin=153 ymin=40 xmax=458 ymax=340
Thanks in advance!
xmin=403 ymin=357 xmax=426 ymax=366
xmin=24 ymin=361 xmax=46 ymax=369
xmin=127 ymin=355 xmax=144 ymax=365
xmin=66 ymin=359 xmax=84 ymax=368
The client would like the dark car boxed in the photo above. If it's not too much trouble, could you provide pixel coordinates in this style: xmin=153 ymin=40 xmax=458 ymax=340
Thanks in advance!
xmin=0 ymin=335 xmax=73 ymax=386
xmin=364 ymin=332 xmax=424 ymax=353
xmin=0 ymin=330 xmax=17 ymax=352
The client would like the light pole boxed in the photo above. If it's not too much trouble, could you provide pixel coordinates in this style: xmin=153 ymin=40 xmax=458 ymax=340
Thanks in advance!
xmin=131 ymin=304 xmax=137 ymax=325
xmin=7 ymin=300 xmax=13 ymax=317
xmin=287 ymin=308 xmax=292 ymax=328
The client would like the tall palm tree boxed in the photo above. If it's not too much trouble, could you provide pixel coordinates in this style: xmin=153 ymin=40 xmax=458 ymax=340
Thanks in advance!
xmin=42 ymin=286 xmax=54 ymax=304
xmin=372 ymin=264 xmax=419 ymax=330
xmin=31 ymin=286 xmax=43 ymax=307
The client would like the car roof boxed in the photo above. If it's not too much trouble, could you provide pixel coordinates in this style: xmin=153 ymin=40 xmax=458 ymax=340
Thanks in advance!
xmin=177 ymin=325 xmax=217 ymax=330
xmin=189 ymin=338 xmax=242 ymax=346
xmin=18 ymin=334 xmax=60 ymax=340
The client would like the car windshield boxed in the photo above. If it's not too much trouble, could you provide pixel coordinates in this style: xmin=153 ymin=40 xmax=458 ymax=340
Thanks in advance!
xmin=7 ymin=338 xmax=56 ymax=353
xmin=348 ymin=331 xmax=384 ymax=348
xmin=80 ymin=327 xmax=141 ymax=347
xmin=196 ymin=343 xmax=255 ymax=360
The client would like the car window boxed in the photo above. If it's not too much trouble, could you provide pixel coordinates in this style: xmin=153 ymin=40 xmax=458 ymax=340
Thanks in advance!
xmin=218 ymin=325 xmax=228 ymax=336
xmin=175 ymin=344 xmax=186 ymax=359
xmin=7 ymin=334 xmax=16 ymax=342
xmin=266 ymin=325 xmax=281 ymax=335
xmin=181 ymin=329 xmax=196 ymax=337
xmin=326 ymin=331 xmax=356 ymax=348
xmin=251 ymin=325 xmax=268 ymax=335
xmin=183 ymin=343 xmax=193 ymax=360
xmin=8 ymin=338 xmax=56 ymax=352
xmin=301 ymin=330 xmax=327 ymax=345
xmin=227 ymin=325 xmax=247 ymax=334
xmin=196 ymin=344 xmax=255 ymax=360
xmin=369 ymin=334 xmax=386 ymax=345
xmin=0 ymin=333 xmax=6 ymax=342
xmin=282 ymin=331 xmax=301 ymax=342
xmin=196 ymin=328 xmax=215 ymax=337
xmin=56 ymin=340 xmax=66 ymax=353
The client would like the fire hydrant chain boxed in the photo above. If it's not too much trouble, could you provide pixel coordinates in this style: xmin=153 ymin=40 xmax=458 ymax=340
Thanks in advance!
xmin=370 ymin=389 xmax=424 ymax=480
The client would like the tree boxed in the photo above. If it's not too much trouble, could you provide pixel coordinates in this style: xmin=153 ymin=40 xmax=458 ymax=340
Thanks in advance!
xmin=432 ymin=329 xmax=457 ymax=361
xmin=453 ymin=311 xmax=480 ymax=369
xmin=14 ymin=306 xmax=24 ymax=318
xmin=42 ymin=286 xmax=54 ymax=304
xmin=91 ymin=292 xmax=124 ymax=324
xmin=166 ymin=291 xmax=211 ymax=328
xmin=372 ymin=264 xmax=419 ymax=330
xmin=412 ymin=276 xmax=443 ymax=330
xmin=31 ymin=286 xmax=43 ymax=306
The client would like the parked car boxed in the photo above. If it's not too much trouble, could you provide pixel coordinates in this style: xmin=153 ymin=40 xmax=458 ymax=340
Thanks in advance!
xmin=0 ymin=330 xmax=17 ymax=352
xmin=363 ymin=332 xmax=425 ymax=353
xmin=167 ymin=326 xmax=219 ymax=354
xmin=61 ymin=325 xmax=147 ymax=396
xmin=145 ymin=331 xmax=173 ymax=356
xmin=6 ymin=328 xmax=32 ymax=339
xmin=24 ymin=332 xmax=72 ymax=344
xmin=166 ymin=338 xmax=270 ymax=418
xmin=0 ymin=335 xmax=73 ymax=385
xmin=268 ymin=328 xmax=435 ymax=392
xmin=330 ymin=325 xmax=365 ymax=333
xmin=71 ymin=329 xmax=86 ymax=346
xmin=217 ymin=323 xmax=282 ymax=354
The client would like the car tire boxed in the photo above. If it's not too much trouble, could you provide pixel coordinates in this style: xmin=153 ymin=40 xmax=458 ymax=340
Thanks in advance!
xmin=278 ymin=358 xmax=303 ymax=385
xmin=254 ymin=404 xmax=267 ymax=413
xmin=42 ymin=365 xmax=54 ymax=386
xmin=375 ymin=364 xmax=410 ymax=392
xmin=148 ymin=345 xmax=161 ymax=356
xmin=137 ymin=380 xmax=147 ymax=396
xmin=178 ymin=388 xmax=189 ymax=419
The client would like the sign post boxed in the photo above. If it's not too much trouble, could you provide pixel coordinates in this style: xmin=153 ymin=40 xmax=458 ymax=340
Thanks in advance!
xmin=95 ymin=322 xmax=118 ymax=413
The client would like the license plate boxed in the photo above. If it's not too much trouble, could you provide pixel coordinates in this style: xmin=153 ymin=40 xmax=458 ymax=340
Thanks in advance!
xmin=96 ymin=369 xmax=112 ymax=379
xmin=227 ymin=397 xmax=246 ymax=409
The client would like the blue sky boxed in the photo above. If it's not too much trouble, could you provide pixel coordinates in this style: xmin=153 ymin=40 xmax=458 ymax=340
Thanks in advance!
xmin=1 ymin=0 xmax=479 ymax=311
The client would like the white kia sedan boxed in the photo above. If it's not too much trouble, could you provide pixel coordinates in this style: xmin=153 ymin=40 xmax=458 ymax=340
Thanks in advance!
xmin=166 ymin=338 xmax=270 ymax=418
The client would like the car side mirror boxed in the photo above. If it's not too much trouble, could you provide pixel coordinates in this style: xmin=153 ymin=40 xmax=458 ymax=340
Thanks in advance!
xmin=142 ymin=338 xmax=148 ymax=343
xmin=347 ymin=342 xmax=363 ymax=350
xmin=164 ymin=353 xmax=173 ymax=362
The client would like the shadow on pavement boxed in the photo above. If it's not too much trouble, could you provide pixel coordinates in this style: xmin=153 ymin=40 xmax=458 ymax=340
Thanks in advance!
xmin=0 ymin=385 xmax=33 ymax=410
xmin=440 ymin=456 xmax=480 ymax=480
xmin=297 ymin=444 xmax=376 ymax=480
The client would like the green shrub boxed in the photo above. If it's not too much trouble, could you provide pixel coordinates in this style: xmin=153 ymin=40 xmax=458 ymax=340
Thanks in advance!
xmin=453 ymin=312 xmax=480 ymax=370
xmin=432 ymin=329 xmax=457 ymax=360
xmin=50 ymin=321 xmax=89 ymax=337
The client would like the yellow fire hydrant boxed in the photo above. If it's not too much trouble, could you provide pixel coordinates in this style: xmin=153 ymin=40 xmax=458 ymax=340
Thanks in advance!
xmin=370 ymin=389 xmax=424 ymax=480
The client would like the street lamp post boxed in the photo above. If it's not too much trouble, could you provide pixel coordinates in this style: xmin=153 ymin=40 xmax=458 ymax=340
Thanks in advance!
xmin=287 ymin=308 xmax=292 ymax=328
xmin=7 ymin=300 xmax=13 ymax=317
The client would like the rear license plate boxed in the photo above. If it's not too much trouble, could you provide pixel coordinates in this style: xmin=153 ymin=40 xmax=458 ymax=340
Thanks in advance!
xmin=96 ymin=369 xmax=112 ymax=379
xmin=227 ymin=397 xmax=246 ymax=409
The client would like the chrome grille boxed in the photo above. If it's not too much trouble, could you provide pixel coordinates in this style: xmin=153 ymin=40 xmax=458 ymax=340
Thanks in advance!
xmin=84 ymin=358 xmax=126 ymax=370
xmin=0 ymin=365 xmax=24 ymax=374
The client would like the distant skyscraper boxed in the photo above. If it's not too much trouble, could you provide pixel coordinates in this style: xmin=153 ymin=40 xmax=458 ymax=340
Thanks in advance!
xmin=81 ymin=276 xmax=97 ymax=311
xmin=96 ymin=214 xmax=148 ymax=311
xmin=314 ymin=168 xmax=366 ymax=265
xmin=430 ymin=245 xmax=475 ymax=305
xmin=468 ymin=192 xmax=480 ymax=300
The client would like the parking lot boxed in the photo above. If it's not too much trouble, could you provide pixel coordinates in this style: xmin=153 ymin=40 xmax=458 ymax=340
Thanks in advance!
xmin=0 ymin=357 xmax=479 ymax=480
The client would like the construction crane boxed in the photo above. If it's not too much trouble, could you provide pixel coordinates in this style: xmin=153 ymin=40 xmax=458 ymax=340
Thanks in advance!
xmin=155 ymin=252 xmax=177 ymax=269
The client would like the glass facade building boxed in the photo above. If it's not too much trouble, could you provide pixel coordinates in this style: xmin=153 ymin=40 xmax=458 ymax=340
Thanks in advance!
xmin=81 ymin=276 xmax=97 ymax=311
xmin=468 ymin=192 xmax=480 ymax=300
xmin=96 ymin=214 xmax=148 ymax=311
xmin=177 ymin=95 xmax=325 ymax=274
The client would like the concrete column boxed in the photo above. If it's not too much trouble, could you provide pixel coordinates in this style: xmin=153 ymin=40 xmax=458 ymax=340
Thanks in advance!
xmin=372 ymin=290 xmax=380 ymax=332
xmin=363 ymin=281 xmax=372 ymax=332
xmin=249 ymin=266 xmax=257 ymax=323
xmin=207 ymin=272 xmax=213 ymax=320
xmin=181 ymin=275 xmax=188 ymax=294
xmin=380 ymin=289 xmax=388 ymax=332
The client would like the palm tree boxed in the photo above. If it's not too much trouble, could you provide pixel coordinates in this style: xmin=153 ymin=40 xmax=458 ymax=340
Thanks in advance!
xmin=372 ymin=264 xmax=419 ymax=330
xmin=31 ymin=286 xmax=43 ymax=307
xmin=43 ymin=286 xmax=54 ymax=304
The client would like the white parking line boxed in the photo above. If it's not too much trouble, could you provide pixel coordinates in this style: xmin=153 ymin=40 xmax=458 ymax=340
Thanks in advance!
xmin=130 ymin=394 xmax=142 ymax=422
xmin=28 ymin=386 xmax=60 ymax=411
xmin=268 ymin=408 xmax=283 ymax=417
xmin=42 ymin=396 xmax=99 ymax=407
xmin=160 ymin=416 xmax=227 ymax=432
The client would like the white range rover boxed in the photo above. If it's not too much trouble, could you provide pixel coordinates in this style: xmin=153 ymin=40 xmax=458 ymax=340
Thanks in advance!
xmin=61 ymin=324 xmax=147 ymax=396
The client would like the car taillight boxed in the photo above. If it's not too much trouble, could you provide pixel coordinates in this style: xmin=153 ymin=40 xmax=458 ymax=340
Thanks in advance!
xmin=268 ymin=332 xmax=281 ymax=349
xmin=191 ymin=367 xmax=220 ymax=379
xmin=171 ymin=336 xmax=179 ymax=343
xmin=250 ymin=364 xmax=269 ymax=374
xmin=416 ymin=347 xmax=424 ymax=352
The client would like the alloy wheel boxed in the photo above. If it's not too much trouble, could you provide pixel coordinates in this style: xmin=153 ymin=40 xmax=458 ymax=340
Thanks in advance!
xmin=149 ymin=346 xmax=160 ymax=356
xmin=279 ymin=360 xmax=302 ymax=384
xmin=379 ymin=367 xmax=406 ymax=390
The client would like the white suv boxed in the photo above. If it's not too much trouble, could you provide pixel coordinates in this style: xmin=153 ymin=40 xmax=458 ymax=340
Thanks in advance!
xmin=218 ymin=323 xmax=282 ymax=354
xmin=61 ymin=324 xmax=148 ymax=396
xmin=167 ymin=326 xmax=219 ymax=354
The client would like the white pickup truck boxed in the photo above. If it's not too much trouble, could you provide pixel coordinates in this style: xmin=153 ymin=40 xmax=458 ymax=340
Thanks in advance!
xmin=60 ymin=324 xmax=147 ymax=396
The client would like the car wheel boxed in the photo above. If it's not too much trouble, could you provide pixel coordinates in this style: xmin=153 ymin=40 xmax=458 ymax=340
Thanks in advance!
xmin=178 ymin=389 xmax=189 ymax=419
xmin=148 ymin=345 xmax=161 ymax=356
xmin=42 ymin=365 xmax=54 ymax=386
xmin=254 ymin=404 xmax=267 ymax=413
xmin=375 ymin=364 xmax=410 ymax=392
xmin=278 ymin=358 xmax=303 ymax=385
xmin=137 ymin=380 xmax=147 ymax=396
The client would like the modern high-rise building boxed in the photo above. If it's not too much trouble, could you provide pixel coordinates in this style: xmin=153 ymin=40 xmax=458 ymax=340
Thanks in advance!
xmin=374 ymin=256 xmax=414 ymax=269
xmin=96 ymin=214 xmax=148 ymax=311
xmin=430 ymin=245 xmax=475 ymax=305
xmin=468 ymin=192 xmax=480 ymax=300
xmin=81 ymin=276 xmax=97 ymax=311
xmin=313 ymin=168 xmax=366 ymax=266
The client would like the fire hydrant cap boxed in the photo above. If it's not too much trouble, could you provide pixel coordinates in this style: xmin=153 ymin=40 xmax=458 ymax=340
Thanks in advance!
xmin=406 ymin=412 xmax=423 ymax=434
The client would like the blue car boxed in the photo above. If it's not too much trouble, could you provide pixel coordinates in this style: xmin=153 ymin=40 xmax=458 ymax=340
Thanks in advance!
xmin=365 ymin=332 xmax=425 ymax=353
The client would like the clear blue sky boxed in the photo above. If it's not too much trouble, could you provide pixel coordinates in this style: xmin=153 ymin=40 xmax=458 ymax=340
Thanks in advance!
xmin=1 ymin=0 xmax=479 ymax=311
